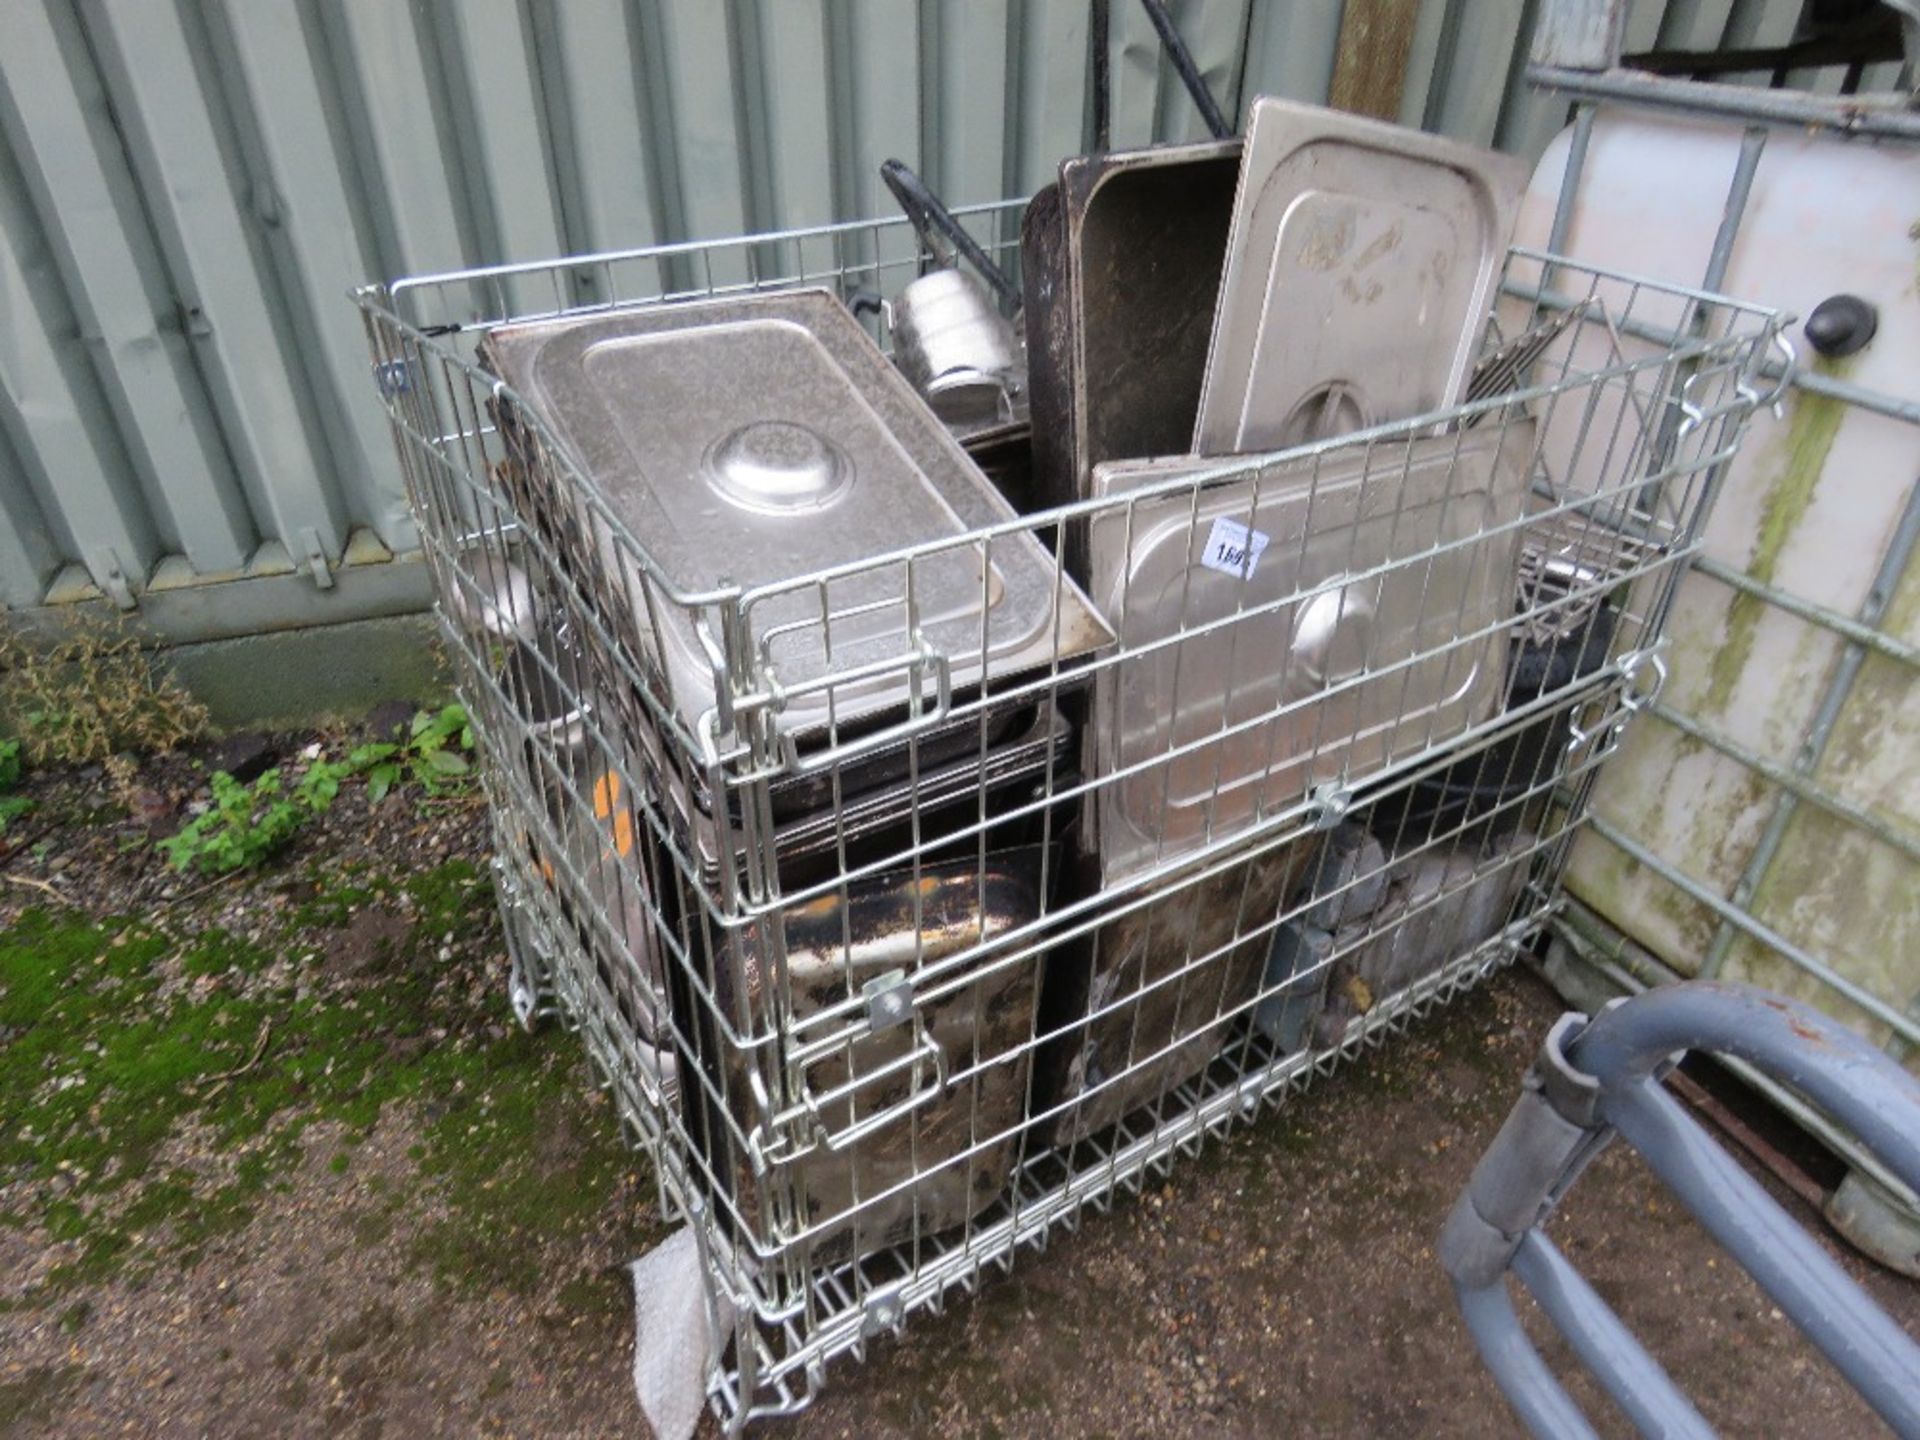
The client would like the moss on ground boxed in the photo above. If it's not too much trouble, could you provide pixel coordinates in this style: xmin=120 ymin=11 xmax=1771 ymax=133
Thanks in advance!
xmin=0 ymin=1365 xmax=83 ymax=1430
xmin=0 ymin=858 xmax=651 ymax=1302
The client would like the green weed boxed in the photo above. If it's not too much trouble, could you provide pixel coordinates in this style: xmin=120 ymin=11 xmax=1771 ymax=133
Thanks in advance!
xmin=158 ymin=705 xmax=475 ymax=875
xmin=158 ymin=761 xmax=355 ymax=876
xmin=350 ymin=702 xmax=474 ymax=803
xmin=0 ymin=738 xmax=26 ymax=835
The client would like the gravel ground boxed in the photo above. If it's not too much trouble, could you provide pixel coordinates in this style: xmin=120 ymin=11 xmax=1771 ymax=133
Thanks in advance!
xmin=1 ymin=737 xmax=1914 ymax=1438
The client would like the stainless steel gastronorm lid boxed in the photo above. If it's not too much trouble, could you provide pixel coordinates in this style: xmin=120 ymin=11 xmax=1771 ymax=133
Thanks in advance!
xmin=482 ymin=289 xmax=1111 ymax=747
xmin=1087 ymin=423 xmax=1535 ymax=882
xmin=1195 ymin=98 xmax=1526 ymax=454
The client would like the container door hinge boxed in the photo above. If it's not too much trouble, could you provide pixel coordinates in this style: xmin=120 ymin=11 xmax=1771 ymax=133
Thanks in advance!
xmin=1309 ymin=781 xmax=1352 ymax=830
xmin=863 ymin=970 xmax=914 ymax=1032
xmin=861 ymin=1282 xmax=907 ymax=1337
xmin=176 ymin=300 xmax=214 ymax=339
xmin=298 ymin=527 xmax=335 ymax=590
xmin=88 ymin=548 xmax=138 ymax=611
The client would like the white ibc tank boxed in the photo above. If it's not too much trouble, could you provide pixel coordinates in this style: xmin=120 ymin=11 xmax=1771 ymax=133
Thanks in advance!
xmin=1515 ymin=109 xmax=1920 ymax=1052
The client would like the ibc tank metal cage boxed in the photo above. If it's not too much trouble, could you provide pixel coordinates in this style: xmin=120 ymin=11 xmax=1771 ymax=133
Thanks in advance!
xmin=353 ymin=198 xmax=1785 ymax=1428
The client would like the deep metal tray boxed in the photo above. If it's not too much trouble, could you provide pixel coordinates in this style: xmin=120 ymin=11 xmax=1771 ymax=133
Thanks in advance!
xmin=692 ymin=702 xmax=1079 ymax=889
xmin=1021 ymin=140 xmax=1242 ymax=533
xmin=717 ymin=850 xmax=1046 ymax=1265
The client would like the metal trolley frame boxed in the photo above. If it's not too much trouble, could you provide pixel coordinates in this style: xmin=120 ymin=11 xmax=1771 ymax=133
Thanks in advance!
xmin=355 ymin=199 xmax=1785 ymax=1428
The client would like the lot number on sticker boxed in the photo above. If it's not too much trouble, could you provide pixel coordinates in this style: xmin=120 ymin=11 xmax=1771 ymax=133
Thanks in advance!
xmin=1200 ymin=516 xmax=1270 ymax=579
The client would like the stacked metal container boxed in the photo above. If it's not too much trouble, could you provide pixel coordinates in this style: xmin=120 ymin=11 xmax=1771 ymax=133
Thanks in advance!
xmin=475 ymin=287 xmax=1113 ymax=1269
xmin=355 ymin=94 xmax=1784 ymax=1430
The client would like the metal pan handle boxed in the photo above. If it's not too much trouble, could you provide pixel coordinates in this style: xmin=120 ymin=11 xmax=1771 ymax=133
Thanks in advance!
xmin=879 ymin=159 xmax=1019 ymax=310
xmin=802 ymin=1026 xmax=949 ymax=1155
xmin=769 ymin=643 xmax=953 ymax=778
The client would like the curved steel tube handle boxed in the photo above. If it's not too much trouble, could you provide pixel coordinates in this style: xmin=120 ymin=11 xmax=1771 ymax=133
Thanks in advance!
xmin=771 ymin=643 xmax=953 ymax=778
xmin=1441 ymin=981 xmax=1920 ymax=1440
xmin=878 ymin=159 xmax=1018 ymax=310
xmin=803 ymin=1025 xmax=949 ymax=1155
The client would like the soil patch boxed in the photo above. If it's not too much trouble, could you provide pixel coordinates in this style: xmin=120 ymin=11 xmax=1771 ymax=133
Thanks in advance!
xmin=2 ymin=746 xmax=1913 ymax=1437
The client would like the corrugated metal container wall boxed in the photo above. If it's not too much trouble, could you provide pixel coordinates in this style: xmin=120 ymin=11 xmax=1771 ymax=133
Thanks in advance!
xmin=0 ymin=0 xmax=1791 ymax=624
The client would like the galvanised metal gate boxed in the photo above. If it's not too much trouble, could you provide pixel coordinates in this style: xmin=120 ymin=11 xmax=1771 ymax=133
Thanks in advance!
xmin=1443 ymin=979 xmax=1920 ymax=1438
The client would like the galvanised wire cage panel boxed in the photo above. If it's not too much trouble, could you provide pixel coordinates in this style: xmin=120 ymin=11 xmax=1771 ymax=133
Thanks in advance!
xmin=354 ymin=201 xmax=1784 ymax=1427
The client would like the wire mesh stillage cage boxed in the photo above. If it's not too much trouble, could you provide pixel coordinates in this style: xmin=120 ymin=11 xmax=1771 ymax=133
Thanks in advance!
xmin=353 ymin=199 xmax=1786 ymax=1427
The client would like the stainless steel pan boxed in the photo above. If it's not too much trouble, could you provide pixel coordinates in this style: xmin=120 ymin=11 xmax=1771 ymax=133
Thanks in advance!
xmin=1049 ymin=836 xmax=1314 ymax=1146
xmin=720 ymin=850 xmax=1047 ymax=1264
xmin=1020 ymin=140 xmax=1242 ymax=536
